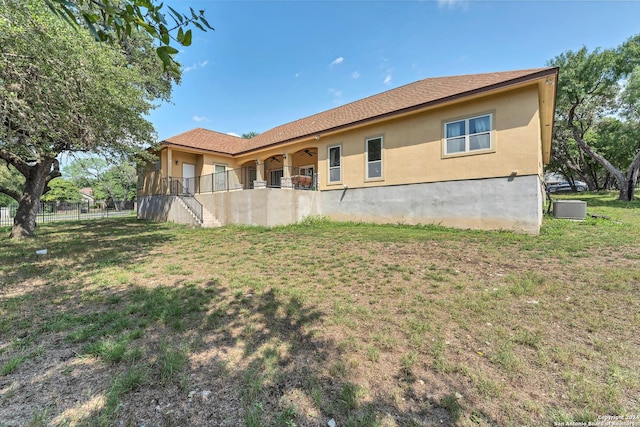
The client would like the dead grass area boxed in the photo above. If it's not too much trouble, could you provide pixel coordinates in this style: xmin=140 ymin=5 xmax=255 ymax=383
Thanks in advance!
xmin=1 ymin=193 xmax=639 ymax=426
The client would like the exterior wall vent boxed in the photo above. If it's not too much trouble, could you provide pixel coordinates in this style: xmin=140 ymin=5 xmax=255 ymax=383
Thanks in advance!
xmin=553 ymin=200 xmax=587 ymax=220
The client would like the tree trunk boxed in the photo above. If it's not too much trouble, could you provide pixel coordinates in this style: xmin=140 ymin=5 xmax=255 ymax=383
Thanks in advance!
xmin=569 ymin=107 xmax=629 ymax=200
xmin=624 ymin=149 xmax=640 ymax=201
xmin=10 ymin=159 xmax=55 ymax=239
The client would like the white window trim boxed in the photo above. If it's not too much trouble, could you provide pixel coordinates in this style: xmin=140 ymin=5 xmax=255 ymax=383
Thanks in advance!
xmin=365 ymin=136 xmax=383 ymax=180
xmin=443 ymin=113 xmax=493 ymax=156
xmin=328 ymin=144 xmax=342 ymax=184
xmin=213 ymin=163 xmax=227 ymax=191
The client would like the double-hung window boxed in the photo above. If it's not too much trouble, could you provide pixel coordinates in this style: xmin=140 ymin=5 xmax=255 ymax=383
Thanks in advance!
xmin=366 ymin=136 xmax=383 ymax=179
xmin=444 ymin=114 xmax=492 ymax=155
xmin=328 ymin=145 xmax=341 ymax=183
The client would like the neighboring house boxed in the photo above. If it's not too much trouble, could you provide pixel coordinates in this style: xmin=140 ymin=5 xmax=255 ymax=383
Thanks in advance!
xmin=138 ymin=67 xmax=558 ymax=234
xmin=79 ymin=187 xmax=95 ymax=204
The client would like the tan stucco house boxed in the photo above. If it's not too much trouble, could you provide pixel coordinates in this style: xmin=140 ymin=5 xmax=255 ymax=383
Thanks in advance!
xmin=137 ymin=67 xmax=558 ymax=234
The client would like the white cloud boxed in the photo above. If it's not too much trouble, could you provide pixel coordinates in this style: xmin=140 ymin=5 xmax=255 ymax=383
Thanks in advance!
xmin=193 ymin=115 xmax=209 ymax=123
xmin=437 ymin=0 xmax=468 ymax=9
xmin=226 ymin=132 xmax=240 ymax=137
xmin=351 ymin=71 xmax=360 ymax=79
xmin=184 ymin=60 xmax=209 ymax=73
xmin=329 ymin=57 xmax=344 ymax=67
xmin=329 ymin=88 xmax=344 ymax=105
xmin=384 ymin=75 xmax=392 ymax=85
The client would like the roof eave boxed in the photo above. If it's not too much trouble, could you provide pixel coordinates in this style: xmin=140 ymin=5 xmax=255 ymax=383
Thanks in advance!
xmin=161 ymin=142 xmax=236 ymax=157
xmin=537 ymin=68 xmax=559 ymax=165
xmin=233 ymin=68 xmax=560 ymax=157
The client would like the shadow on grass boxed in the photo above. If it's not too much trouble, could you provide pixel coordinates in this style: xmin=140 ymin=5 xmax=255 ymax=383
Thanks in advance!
xmin=0 ymin=218 xmax=176 ymax=288
xmin=0 ymin=217 xmax=500 ymax=426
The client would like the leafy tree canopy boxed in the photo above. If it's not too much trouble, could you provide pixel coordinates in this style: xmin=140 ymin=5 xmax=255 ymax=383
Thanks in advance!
xmin=0 ymin=0 xmax=178 ymax=237
xmin=65 ymin=156 xmax=137 ymax=201
xmin=45 ymin=0 xmax=214 ymax=71
xmin=548 ymin=34 xmax=640 ymax=200
xmin=40 ymin=178 xmax=81 ymax=203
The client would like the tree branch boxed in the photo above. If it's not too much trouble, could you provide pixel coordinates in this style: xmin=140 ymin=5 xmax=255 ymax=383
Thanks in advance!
xmin=0 ymin=148 xmax=30 ymax=176
xmin=625 ymin=148 xmax=640 ymax=185
xmin=0 ymin=186 xmax=21 ymax=202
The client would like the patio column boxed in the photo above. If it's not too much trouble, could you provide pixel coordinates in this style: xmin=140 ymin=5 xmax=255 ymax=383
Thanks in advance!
xmin=166 ymin=148 xmax=173 ymax=195
xmin=254 ymin=159 xmax=266 ymax=189
xmin=281 ymin=153 xmax=293 ymax=189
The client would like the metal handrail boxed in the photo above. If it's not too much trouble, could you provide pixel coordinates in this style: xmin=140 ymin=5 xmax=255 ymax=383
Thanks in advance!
xmin=177 ymin=194 xmax=203 ymax=223
xmin=156 ymin=165 xmax=319 ymax=196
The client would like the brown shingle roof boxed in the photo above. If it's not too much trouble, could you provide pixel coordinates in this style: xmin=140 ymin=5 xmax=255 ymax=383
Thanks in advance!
xmin=163 ymin=128 xmax=244 ymax=155
xmin=163 ymin=68 xmax=556 ymax=156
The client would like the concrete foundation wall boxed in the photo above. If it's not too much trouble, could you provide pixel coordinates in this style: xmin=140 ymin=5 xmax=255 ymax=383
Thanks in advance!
xmin=137 ymin=195 xmax=200 ymax=227
xmin=320 ymin=175 xmax=543 ymax=234
xmin=138 ymin=175 xmax=543 ymax=234
xmin=196 ymin=188 xmax=321 ymax=227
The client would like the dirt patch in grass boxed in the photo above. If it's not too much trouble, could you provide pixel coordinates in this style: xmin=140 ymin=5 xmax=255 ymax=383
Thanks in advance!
xmin=1 ymin=195 xmax=639 ymax=426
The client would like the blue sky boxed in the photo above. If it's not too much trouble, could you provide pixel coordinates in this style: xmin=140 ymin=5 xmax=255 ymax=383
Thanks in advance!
xmin=150 ymin=0 xmax=640 ymax=141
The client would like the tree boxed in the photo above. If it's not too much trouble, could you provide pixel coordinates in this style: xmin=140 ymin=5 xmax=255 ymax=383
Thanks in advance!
xmin=0 ymin=164 xmax=22 ymax=206
xmin=45 ymin=0 xmax=214 ymax=71
xmin=549 ymin=35 xmax=640 ymax=201
xmin=40 ymin=178 xmax=81 ymax=202
xmin=242 ymin=132 xmax=260 ymax=139
xmin=65 ymin=156 xmax=137 ymax=203
xmin=0 ymin=0 xmax=175 ymax=238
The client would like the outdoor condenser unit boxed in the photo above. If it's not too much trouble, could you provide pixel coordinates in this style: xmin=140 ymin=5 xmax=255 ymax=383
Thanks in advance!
xmin=552 ymin=200 xmax=587 ymax=220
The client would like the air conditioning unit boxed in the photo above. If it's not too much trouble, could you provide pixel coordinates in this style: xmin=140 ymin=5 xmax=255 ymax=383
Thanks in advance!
xmin=553 ymin=200 xmax=587 ymax=220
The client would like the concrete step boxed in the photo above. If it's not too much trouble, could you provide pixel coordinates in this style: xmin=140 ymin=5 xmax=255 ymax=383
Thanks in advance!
xmin=176 ymin=196 xmax=221 ymax=227
xmin=201 ymin=207 xmax=221 ymax=228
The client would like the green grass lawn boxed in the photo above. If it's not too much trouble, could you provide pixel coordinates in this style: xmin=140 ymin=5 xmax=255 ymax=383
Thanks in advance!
xmin=0 ymin=192 xmax=639 ymax=426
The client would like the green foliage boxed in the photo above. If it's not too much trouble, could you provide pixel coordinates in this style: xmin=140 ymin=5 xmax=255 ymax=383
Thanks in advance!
xmin=242 ymin=132 xmax=260 ymax=139
xmin=0 ymin=164 xmax=24 ymax=203
xmin=0 ymin=193 xmax=13 ymax=206
xmin=548 ymin=34 xmax=640 ymax=199
xmin=0 ymin=1 xmax=164 ymax=158
xmin=0 ymin=0 xmax=174 ymax=235
xmin=40 ymin=178 xmax=81 ymax=202
xmin=44 ymin=0 xmax=214 ymax=71
xmin=65 ymin=156 xmax=137 ymax=201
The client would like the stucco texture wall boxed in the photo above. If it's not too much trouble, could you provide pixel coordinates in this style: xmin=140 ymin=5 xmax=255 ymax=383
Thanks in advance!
xmin=320 ymin=175 xmax=543 ymax=234
xmin=196 ymin=188 xmax=321 ymax=227
xmin=314 ymin=85 xmax=541 ymax=191
xmin=137 ymin=196 xmax=200 ymax=227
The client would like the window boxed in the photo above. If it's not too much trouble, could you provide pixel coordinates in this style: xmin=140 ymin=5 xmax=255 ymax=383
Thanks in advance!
xmin=214 ymin=164 xmax=226 ymax=191
xmin=270 ymin=169 xmax=284 ymax=187
xmin=366 ymin=136 xmax=383 ymax=179
xmin=328 ymin=145 xmax=341 ymax=183
xmin=444 ymin=114 xmax=492 ymax=155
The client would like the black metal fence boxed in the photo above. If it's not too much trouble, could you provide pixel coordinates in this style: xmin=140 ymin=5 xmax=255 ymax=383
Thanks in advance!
xmin=0 ymin=200 xmax=135 ymax=227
